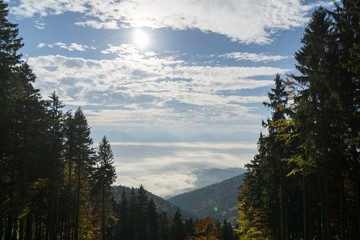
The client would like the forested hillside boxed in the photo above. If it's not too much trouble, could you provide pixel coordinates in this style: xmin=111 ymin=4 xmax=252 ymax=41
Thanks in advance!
xmin=238 ymin=1 xmax=360 ymax=239
xmin=169 ymin=174 xmax=245 ymax=225
xmin=112 ymin=185 xmax=198 ymax=220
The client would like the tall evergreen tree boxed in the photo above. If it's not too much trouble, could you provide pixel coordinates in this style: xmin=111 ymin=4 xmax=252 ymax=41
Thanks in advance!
xmin=114 ymin=190 xmax=131 ymax=240
xmin=334 ymin=2 xmax=360 ymax=238
xmin=44 ymin=92 xmax=65 ymax=240
xmin=5 ymin=62 xmax=47 ymax=240
xmin=292 ymin=4 xmax=359 ymax=238
xmin=147 ymin=199 xmax=158 ymax=240
xmin=238 ymin=75 xmax=297 ymax=239
xmin=240 ymin=2 xmax=360 ymax=239
xmin=171 ymin=208 xmax=185 ymax=240
xmin=93 ymin=136 xmax=117 ymax=240
xmin=0 ymin=1 xmax=23 ymax=237
xmin=63 ymin=108 xmax=96 ymax=239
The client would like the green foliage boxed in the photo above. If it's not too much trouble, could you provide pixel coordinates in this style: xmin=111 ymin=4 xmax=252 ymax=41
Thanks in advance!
xmin=168 ymin=175 xmax=245 ymax=225
xmin=0 ymin=2 xmax=119 ymax=237
xmin=93 ymin=136 xmax=117 ymax=240
xmin=239 ymin=1 xmax=360 ymax=239
xmin=1 ymin=0 xmax=359 ymax=239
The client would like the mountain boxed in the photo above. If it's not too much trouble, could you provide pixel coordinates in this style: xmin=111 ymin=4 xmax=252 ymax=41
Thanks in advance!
xmin=93 ymin=128 xmax=258 ymax=143
xmin=192 ymin=168 xmax=246 ymax=190
xmin=187 ymin=131 xmax=259 ymax=142
xmin=167 ymin=174 xmax=246 ymax=225
xmin=112 ymin=185 xmax=197 ymax=220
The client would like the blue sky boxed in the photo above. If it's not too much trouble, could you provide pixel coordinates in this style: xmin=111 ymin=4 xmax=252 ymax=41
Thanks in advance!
xmin=8 ymin=0 xmax=330 ymax=197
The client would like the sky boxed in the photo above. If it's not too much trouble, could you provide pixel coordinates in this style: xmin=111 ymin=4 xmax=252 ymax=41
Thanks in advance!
xmin=8 ymin=0 xmax=330 ymax=198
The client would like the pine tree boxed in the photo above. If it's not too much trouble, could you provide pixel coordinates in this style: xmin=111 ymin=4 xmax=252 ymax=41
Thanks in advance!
xmin=147 ymin=199 xmax=158 ymax=240
xmin=44 ymin=92 xmax=65 ymax=240
xmin=93 ymin=136 xmax=116 ymax=240
xmin=263 ymin=74 xmax=292 ymax=239
xmin=4 ymin=62 xmax=47 ymax=240
xmin=220 ymin=220 xmax=238 ymax=240
xmin=284 ymin=2 xmax=360 ymax=238
xmin=334 ymin=1 xmax=360 ymax=238
xmin=0 ymin=1 xmax=24 ymax=237
xmin=238 ymin=134 xmax=273 ymax=239
xmin=64 ymin=108 xmax=95 ymax=239
xmin=238 ymin=75 xmax=296 ymax=239
xmin=114 ymin=190 xmax=131 ymax=240
xmin=171 ymin=208 xmax=185 ymax=240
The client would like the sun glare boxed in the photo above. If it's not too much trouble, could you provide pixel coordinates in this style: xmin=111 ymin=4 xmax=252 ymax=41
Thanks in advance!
xmin=132 ymin=29 xmax=150 ymax=49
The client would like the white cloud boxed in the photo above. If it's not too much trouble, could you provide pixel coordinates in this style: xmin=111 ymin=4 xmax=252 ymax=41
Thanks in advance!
xmin=37 ymin=43 xmax=46 ymax=49
xmin=10 ymin=0 xmax=89 ymax=18
xmin=221 ymin=52 xmax=290 ymax=62
xmin=111 ymin=141 xmax=257 ymax=150
xmin=27 ymin=48 xmax=288 ymax=127
xmin=111 ymin=142 xmax=256 ymax=197
xmin=34 ymin=19 xmax=46 ymax=29
xmin=11 ymin=0 xmax=326 ymax=44
xmin=75 ymin=20 xmax=119 ymax=29
xmin=37 ymin=42 xmax=96 ymax=51
xmin=115 ymin=167 xmax=198 ymax=197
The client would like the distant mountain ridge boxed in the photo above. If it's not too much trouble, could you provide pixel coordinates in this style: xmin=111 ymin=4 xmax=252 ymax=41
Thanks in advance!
xmin=94 ymin=129 xmax=258 ymax=143
xmin=167 ymin=174 xmax=245 ymax=225
xmin=192 ymin=168 xmax=246 ymax=191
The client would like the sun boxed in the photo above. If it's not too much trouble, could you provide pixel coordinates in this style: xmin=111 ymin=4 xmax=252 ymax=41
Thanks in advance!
xmin=132 ymin=29 xmax=150 ymax=49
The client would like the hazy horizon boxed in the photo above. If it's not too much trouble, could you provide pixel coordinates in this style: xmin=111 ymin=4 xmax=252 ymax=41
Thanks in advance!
xmin=8 ymin=0 xmax=329 ymax=198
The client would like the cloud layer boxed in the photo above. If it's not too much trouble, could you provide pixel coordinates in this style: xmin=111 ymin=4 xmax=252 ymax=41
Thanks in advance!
xmin=221 ymin=52 xmax=290 ymax=62
xmin=11 ymin=0 xmax=322 ymax=44
xmin=37 ymin=42 xmax=96 ymax=52
xmin=111 ymin=142 xmax=256 ymax=197
xmin=8 ymin=0 xmax=316 ymax=196
xmin=28 ymin=44 xmax=290 ymax=127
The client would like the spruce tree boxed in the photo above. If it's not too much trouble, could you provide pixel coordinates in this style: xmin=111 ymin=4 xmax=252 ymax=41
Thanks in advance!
xmin=44 ymin=92 xmax=65 ymax=240
xmin=291 ymin=5 xmax=360 ymax=238
xmin=238 ymin=74 xmax=296 ymax=239
xmin=147 ymin=199 xmax=158 ymax=240
xmin=64 ymin=108 xmax=95 ymax=239
xmin=93 ymin=136 xmax=116 ymax=240
xmin=0 ymin=2 xmax=23 ymax=237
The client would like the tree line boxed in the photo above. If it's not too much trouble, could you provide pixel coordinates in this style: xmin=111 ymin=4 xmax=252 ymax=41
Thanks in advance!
xmin=112 ymin=185 xmax=238 ymax=240
xmin=238 ymin=1 xmax=359 ymax=240
xmin=1 ymin=2 xmax=117 ymax=238
xmin=0 ymin=1 xmax=239 ymax=239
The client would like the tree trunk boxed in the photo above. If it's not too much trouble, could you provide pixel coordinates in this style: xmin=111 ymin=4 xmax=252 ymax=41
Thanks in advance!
xmin=25 ymin=214 xmax=32 ymax=240
xmin=356 ymin=173 xmax=360 ymax=240
xmin=279 ymin=164 xmax=287 ymax=240
xmin=303 ymin=175 xmax=309 ymax=240
xmin=102 ymin=178 xmax=106 ymax=240
xmin=324 ymin=161 xmax=331 ymax=240
xmin=338 ymin=157 xmax=346 ymax=240
xmin=5 ymin=160 xmax=16 ymax=240
xmin=66 ymin=157 xmax=72 ymax=240
xmin=74 ymin=162 xmax=81 ymax=240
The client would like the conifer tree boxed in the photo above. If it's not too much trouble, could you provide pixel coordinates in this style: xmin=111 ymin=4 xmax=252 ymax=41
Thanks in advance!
xmin=44 ymin=92 xmax=65 ymax=240
xmin=93 ymin=136 xmax=116 ymax=240
xmin=240 ymin=2 xmax=360 ymax=239
xmin=239 ymin=75 xmax=295 ymax=239
xmin=291 ymin=5 xmax=360 ymax=238
xmin=147 ymin=199 xmax=158 ymax=240
xmin=171 ymin=208 xmax=185 ymax=240
xmin=64 ymin=108 xmax=95 ymax=239
xmin=114 ymin=190 xmax=131 ymax=240
xmin=0 ymin=2 xmax=24 ymax=237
